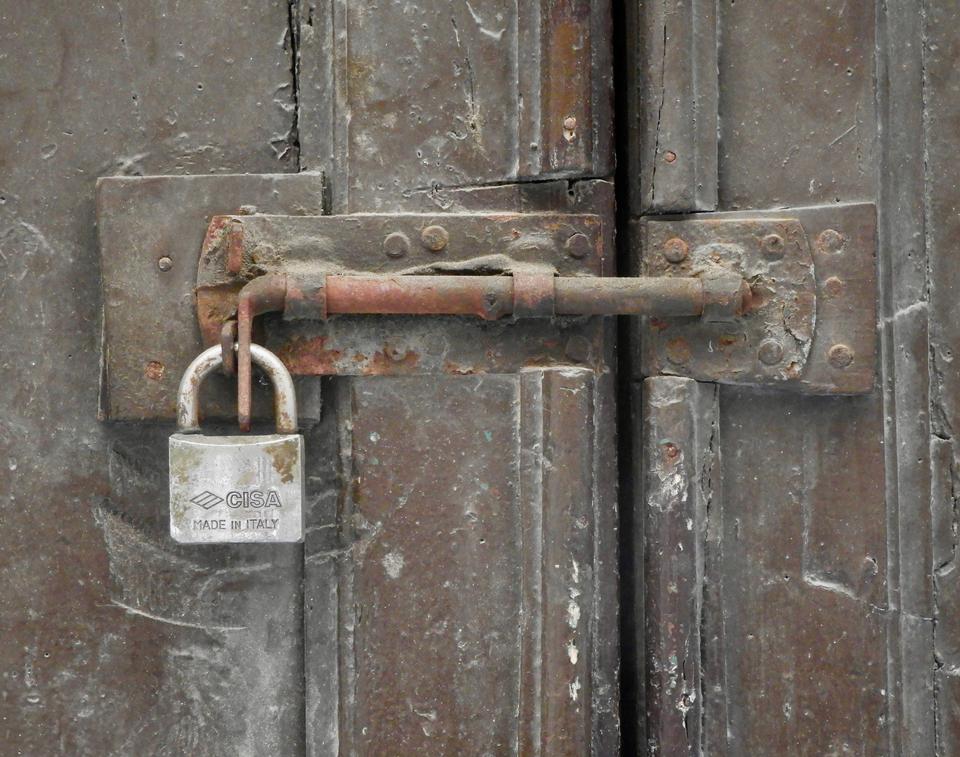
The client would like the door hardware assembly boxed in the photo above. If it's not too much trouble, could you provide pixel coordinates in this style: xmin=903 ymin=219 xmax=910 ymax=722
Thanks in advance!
xmin=97 ymin=175 xmax=877 ymax=422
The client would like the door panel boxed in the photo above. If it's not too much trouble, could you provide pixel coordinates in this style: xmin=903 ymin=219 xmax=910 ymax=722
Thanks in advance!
xmin=0 ymin=3 xmax=304 ymax=754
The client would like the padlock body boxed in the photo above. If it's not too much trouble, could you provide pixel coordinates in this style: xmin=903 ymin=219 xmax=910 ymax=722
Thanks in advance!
xmin=169 ymin=433 xmax=304 ymax=544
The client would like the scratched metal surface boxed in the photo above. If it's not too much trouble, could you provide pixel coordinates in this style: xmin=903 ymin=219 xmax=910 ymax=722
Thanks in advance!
xmin=0 ymin=1 xmax=306 ymax=754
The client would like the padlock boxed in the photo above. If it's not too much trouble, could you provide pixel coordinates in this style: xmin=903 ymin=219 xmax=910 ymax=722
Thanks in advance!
xmin=168 ymin=344 xmax=304 ymax=544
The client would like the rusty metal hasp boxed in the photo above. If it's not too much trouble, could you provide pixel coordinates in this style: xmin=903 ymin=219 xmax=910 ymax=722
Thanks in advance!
xmin=96 ymin=174 xmax=877 ymax=421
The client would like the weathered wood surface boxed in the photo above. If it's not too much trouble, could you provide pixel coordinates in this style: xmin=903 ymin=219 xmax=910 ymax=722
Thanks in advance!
xmin=641 ymin=377 xmax=719 ymax=755
xmin=0 ymin=1 xmax=305 ymax=754
xmin=295 ymin=0 xmax=614 ymax=213
xmin=925 ymin=0 xmax=960 ymax=751
xmin=293 ymin=1 xmax=621 ymax=751
xmin=628 ymin=0 xmax=718 ymax=213
xmin=626 ymin=0 xmax=933 ymax=754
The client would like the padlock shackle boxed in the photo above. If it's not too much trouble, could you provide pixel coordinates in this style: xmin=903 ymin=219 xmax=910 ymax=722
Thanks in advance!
xmin=177 ymin=344 xmax=298 ymax=434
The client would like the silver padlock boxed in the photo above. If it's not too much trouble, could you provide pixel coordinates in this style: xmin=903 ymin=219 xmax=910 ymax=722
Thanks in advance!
xmin=169 ymin=344 xmax=304 ymax=544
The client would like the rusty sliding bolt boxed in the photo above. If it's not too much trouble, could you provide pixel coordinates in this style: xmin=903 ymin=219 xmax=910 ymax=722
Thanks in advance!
xmin=313 ymin=274 xmax=747 ymax=318
xmin=235 ymin=272 xmax=750 ymax=429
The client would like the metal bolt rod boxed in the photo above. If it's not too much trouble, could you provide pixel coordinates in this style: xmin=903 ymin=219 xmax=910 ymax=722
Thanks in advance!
xmin=321 ymin=275 xmax=711 ymax=318
xmin=236 ymin=272 xmax=747 ymax=430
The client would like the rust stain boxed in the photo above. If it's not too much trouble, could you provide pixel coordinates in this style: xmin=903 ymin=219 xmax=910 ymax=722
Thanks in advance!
xmin=144 ymin=360 xmax=165 ymax=381
xmin=275 ymin=335 xmax=343 ymax=375
xmin=362 ymin=345 xmax=420 ymax=375
xmin=443 ymin=360 xmax=477 ymax=375
xmin=265 ymin=442 xmax=297 ymax=484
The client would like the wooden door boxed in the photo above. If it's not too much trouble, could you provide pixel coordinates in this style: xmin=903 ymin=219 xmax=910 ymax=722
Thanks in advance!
xmin=1 ymin=1 xmax=954 ymax=755
xmin=625 ymin=1 xmax=957 ymax=755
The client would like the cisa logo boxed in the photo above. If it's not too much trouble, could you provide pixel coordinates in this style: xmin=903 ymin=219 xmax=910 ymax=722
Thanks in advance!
xmin=226 ymin=491 xmax=283 ymax=509
xmin=190 ymin=490 xmax=283 ymax=509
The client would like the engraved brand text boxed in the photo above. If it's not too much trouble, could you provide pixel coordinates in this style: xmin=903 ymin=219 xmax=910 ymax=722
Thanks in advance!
xmin=225 ymin=490 xmax=283 ymax=508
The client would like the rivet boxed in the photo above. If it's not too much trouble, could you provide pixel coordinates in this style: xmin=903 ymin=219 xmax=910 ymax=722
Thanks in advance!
xmin=383 ymin=231 xmax=411 ymax=259
xmin=662 ymin=237 xmax=689 ymax=264
xmin=828 ymin=343 xmax=855 ymax=369
xmin=564 ymin=335 xmax=592 ymax=363
xmin=565 ymin=232 xmax=592 ymax=260
xmin=157 ymin=256 xmax=173 ymax=271
xmin=664 ymin=150 xmax=677 ymax=163
xmin=663 ymin=443 xmax=680 ymax=460
xmin=758 ymin=339 xmax=784 ymax=365
xmin=421 ymin=225 xmax=449 ymax=252
xmin=144 ymin=360 xmax=165 ymax=381
xmin=665 ymin=338 xmax=691 ymax=366
xmin=563 ymin=116 xmax=577 ymax=131
xmin=816 ymin=228 xmax=846 ymax=255
xmin=761 ymin=233 xmax=785 ymax=259
xmin=823 ymin=276 xmax=845 ymax=298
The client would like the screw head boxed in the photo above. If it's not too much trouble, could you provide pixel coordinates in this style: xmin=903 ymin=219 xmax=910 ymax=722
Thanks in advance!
xmin=828 ymin=343 xmax=855 ymax=369
xmin=157 ymin=256 xmax=173 ymax=271
xmin=383 ymin=231 xmax=411 ymax=259
xmin=662 ymin=237 xmax=689 ymax=264
xmin=816 ymin=228 xmax=846 ymax=255
xmin=421 ymin=225 xmax=449 ymax=252
xmin=664 ymin=150 xmax=678 ymax=163
xmin=564 ymin=232 xmax=592 ymax=260
xmin=761 ymin=234 xmax=785 ymax=259
xmin=758 ymin=338 xmax=784 ymax=365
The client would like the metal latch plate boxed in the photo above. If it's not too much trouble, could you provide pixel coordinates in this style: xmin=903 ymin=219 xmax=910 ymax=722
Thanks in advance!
xmin=637 ymin=202 xmax=877 ymax=394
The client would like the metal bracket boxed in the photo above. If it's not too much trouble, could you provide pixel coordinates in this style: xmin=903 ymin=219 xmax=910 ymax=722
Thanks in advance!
xmin=637 ymin=203 xmax=877 ymax=394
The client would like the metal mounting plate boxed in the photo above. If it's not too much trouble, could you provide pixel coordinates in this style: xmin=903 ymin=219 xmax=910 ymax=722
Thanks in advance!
xmin=97 ymin=173 xmax=327 ymax=422
xmin=637 ymin=202 xmax=877 ymax=394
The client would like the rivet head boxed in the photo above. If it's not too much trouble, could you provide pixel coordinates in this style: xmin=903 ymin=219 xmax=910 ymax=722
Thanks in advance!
xmin=563 ymin=116 xmax=577 ymax=131
xmin=157 ymin=256 xmax=173 ymax=271
xmin=758 ymin=338 xmax=784 ymax=365
xmin=662 ymin=237 xmax=689 ymax=264
xmin=564 ymin=335 xmax=592 ymax=363
xmin=823 ymin=276 xmax=845 ymax=298
xmin=664 ymin=150 xmax=677 ymax=163
xmin=564 ymin=232 xmax=592 ymax=260
xmin=421 ymin=225 xmax=449 ymax=252
xmin=816 ymin=228 xmax=846 ymax=254
xmin=761 ymin=233 xmax=785 ymax=259
xmin=665 ymin=338 xmax=691 ymax=366
xmin=828 ymin=343 xmax=855 ymax=369
xmin=383 ymin=231 xmax=411 ymax=259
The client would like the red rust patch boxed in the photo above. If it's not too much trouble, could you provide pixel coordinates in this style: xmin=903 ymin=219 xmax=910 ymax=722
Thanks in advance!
xmin=275 ymin=336 xmax=343 ymax=375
